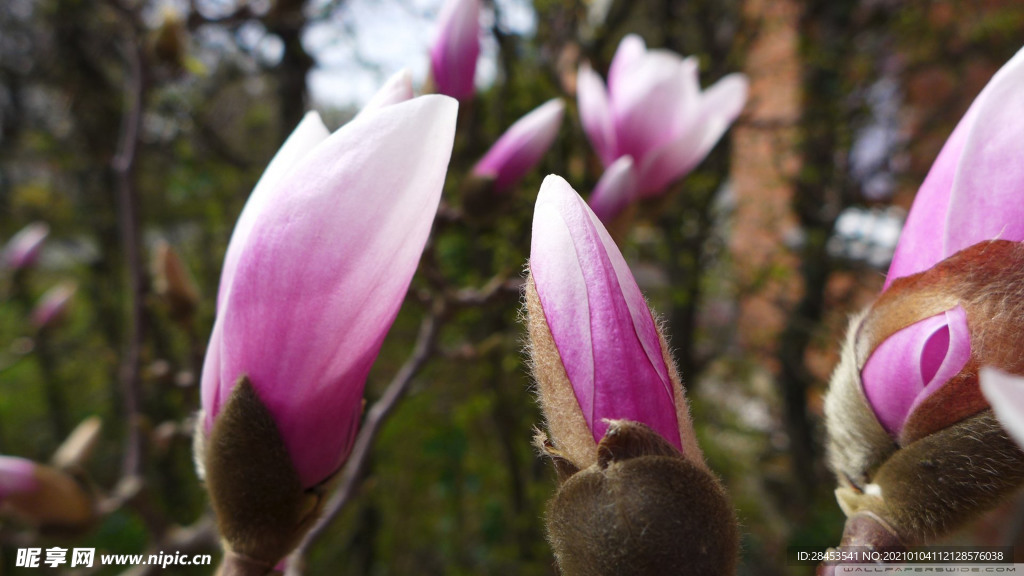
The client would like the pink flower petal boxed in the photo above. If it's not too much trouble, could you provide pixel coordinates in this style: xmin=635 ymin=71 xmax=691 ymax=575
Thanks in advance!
xmin=885 ymin=46 xmax=1024 ymax=289
xmin=611 ymin=52 xmax=698 ymax=163
xmin=862 ymin=306 xmax=971 ymax=435
xmin=694 ymin=72 xmax=749 ymax=150
xmin=472 ymin=99 xmax=564 ymax=194
xmin=577 ymin=63 xmax=618 ymax=166
xmin=0 ymin=456 xmax=38 ymax=500
xmin=634 ymin=117 xmax=706 ymax=198
xmin=214 ymin=95 xmax=458 ymax=487
xmin=588 ymin=156 xmax=637 ymax=223
xmin=607 ymin=34 xmax=646 ymax=98
xmin=980 ymin=367 xmax=1024 ymax=449
xmin=531 ymin=175 xmax=681 ymax=452
xmin=3 ymin=222 xmax=49 ymax=271
xmin=217 ymin=112 xmax=330 ymax=308
xmin=31 ymin=282 xmax=76 ymax=329
xmin=359 ymin=69 xmax=414 ymax=116
xmin=944 ymin=47 xmax=1024 ymax=255
xmin=200 ymin=316 xmax=226 ymax=431
xmin=634 ymin=73 xmax=747 ymax=198
xmin=429 ymin=0 xmax=481 ymax=100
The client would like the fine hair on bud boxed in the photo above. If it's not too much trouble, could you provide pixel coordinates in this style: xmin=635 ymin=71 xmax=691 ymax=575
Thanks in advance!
xmin=835 ymin=410 xmax=1024 ymax=544
xmin=522 ymin=274 xmax=598 ymax=471
xmin=544 ymin=422 xmax=738 ymax=576
xmin=203 ymin=378 xmax=324 ymax=567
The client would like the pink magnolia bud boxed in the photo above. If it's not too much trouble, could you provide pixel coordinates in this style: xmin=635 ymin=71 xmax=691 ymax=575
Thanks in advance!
xmin=3 ymin=222 xmax=49 ymax=270
xmin=31 ymin=282 xmax=76 ymax=329
xmin=0 ymin=455 xmax=93 ymax=529
xmin=198 ymin=83 xmax=457 ymax=566
xmin=528 ymin=175 xmax=698 ymax=462
xmin=824 ymin=46 xmax=1024 ymax=550
xmin=0 ymin=456 xmax=38 ymax=501
xmin=429 ymin=0 xmax=481 ymax=100
xmin=525 ymin=175 xmax=736 ymax=575
xmin=851 ymin=46 xmax=1024 ymax=441
xmin=577 ymin=35 xmax=747 ymax=200
xmin=204 ymin=97 xmax=456 ymax=485
xmin=472 ymin=99 xmax=564 ymax=194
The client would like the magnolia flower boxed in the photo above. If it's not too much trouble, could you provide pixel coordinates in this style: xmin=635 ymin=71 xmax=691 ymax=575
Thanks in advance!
xmin=204 ymin=96 xmax=457 ymax=485
xmin=529 ymin=174 xmax=695 ymax=457
xmin=199 ymin=82 xmax=457 ymax=567
xmin=0 ymin=456 xmax=37 ymax=501
xmin=577 ymin=34 xmax=747 ymax=212
xmin=525 ymin=175 xmax=736 ymax=575
xmin=31 ymin=282 xmax=76 ymax=329
xmin=3 ymin=222 xmax=49 ymax=270
xmin=857 ymin=45 xmax=1024 ymax=441
xmin=0 ymin=455 xmax=93 ymax=528
xmin=429 ymin=0 xmax=481 ymax=100
xmin=823 ymin=46 xmax=1024 ymax=553
xmin=472 ymin=99 xmax=565 ymax=194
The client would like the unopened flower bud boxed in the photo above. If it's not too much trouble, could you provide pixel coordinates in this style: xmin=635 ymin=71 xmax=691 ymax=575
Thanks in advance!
xmin=198 ymin=78 xmax=457 ymax=569
xmin=429 ymin=0 xmax=481 ymax=100
xmin=153 ymin=241 xmax=200 ymax=323
xmin=525 ymin=175 xmax=737 ymax=574
xmin=31 ymin=282 xmax=76 ymax=329
xmin=472 ymin=99 xmax=564 ymax=195
xmin=0 ymin=456 xmax=94 ymax=529
xmin=825 ymin=44 xmax=1024 ymax=549
xmin=3 ymin=222 xmax=49 ymax=271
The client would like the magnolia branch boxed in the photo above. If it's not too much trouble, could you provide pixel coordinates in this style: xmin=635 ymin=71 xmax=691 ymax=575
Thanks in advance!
xmin=111 ymin=24 xmax=147 ymax=482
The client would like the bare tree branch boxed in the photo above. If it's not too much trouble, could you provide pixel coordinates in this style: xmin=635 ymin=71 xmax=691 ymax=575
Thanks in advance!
xmin=111 ymin=15 xmax=147 ymax=483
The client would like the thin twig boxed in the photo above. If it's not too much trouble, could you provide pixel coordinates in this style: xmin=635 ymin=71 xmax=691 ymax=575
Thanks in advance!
xmin=112 ymin=28 xmax=147 ymax=481
xmin=285 ymin=301 xmax=445 ymax=575
xmin=450 ymin=275 xmax=523 ymax=307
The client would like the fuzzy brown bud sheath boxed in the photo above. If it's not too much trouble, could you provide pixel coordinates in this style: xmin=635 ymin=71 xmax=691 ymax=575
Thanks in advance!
xmin=152 ymin=241 xmax=200 ymax=324
xmin=197 ymin=379 xmax=326 ymax=574
xmin=825 ymin=242 xmax=1024 ymax=550
xmin=526 ymin=176 xmax=738 ymax=575
xmin=823 ymin=46 xmax=1024 ymax=560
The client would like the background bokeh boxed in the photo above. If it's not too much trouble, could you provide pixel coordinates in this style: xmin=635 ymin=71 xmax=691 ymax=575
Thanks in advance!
xmin=3 ymin=0 xmax=1024 ymax=574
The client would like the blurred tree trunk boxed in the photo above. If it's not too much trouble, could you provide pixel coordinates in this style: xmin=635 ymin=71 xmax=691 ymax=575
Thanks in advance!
xmin=265 ymin=0 xmax=313 ymax=133
xmin=782 ymin=0 xmax=859 ymax=496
